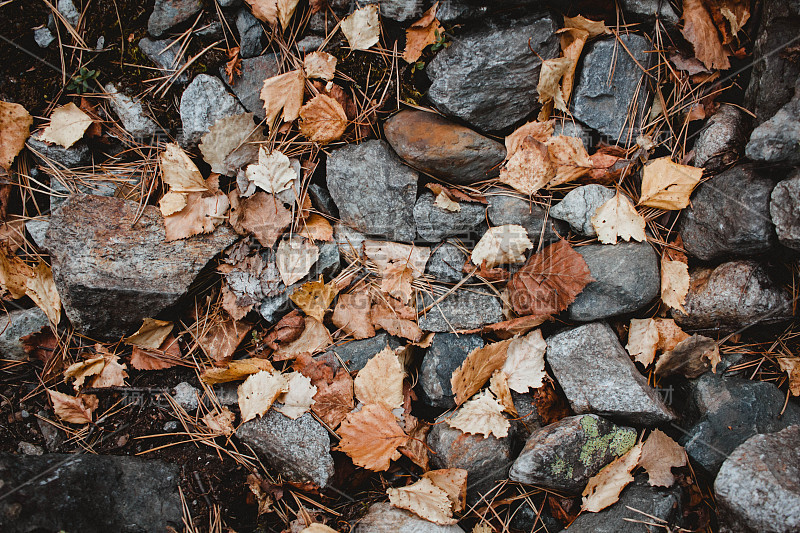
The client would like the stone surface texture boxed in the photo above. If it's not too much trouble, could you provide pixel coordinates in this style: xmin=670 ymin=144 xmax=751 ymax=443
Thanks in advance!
xmin=104 ymin=83 xmax=159 ymax=138
xmin=487 ymin=188 xmax=566 ymax=242
xmin=148 ymin=0 xmax=202 ymax=37
xmin=235 ymin=8 xmax=264 ymax=58
xmin=426 ymin=242 xmax=467 ymax=283
xmin=138 ymin=37 xmax=189 ymax=83
xmin=746 ymin=81 xmax=800 ymax=165
xmin=179 ymin=74 xmax=245 ymax=146
xmin=693 ymin=104 xmax=749 ymax=171
xmin=0 ymin=307 xmax=50 ymax=360
xmin=550 ymin=184 xmax=615 ymax=237
xmin=417 ymin=289 xmax=504 ymax=332
xmin=418 ymin=333 xmax=484 ymax=408
xmin=770 ymin=169 xmax=800 ymax=250
xmin=353 ymin=502 xmax=465 ymax=532
xmin=414 ymin=192 xmax=486 ymax=241
xmin=329 ymin=333 xmax=404 ymax=373
xmin=221 ymin=54 xmax=279 ymax=120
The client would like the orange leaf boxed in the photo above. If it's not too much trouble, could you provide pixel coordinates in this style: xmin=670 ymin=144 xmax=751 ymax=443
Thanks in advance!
xmin=402 ymin=3 xmax=443 ymax=63
xmin=335 ymin=404 xmax=408 ymax=471
xmin=332 ymin=292 xmax=375 ymax=339
xmin=450 ymin=339 xmax=512 ymax=405
xmin=48 ymin=389 xmax=95 ymax=424
xmin=681 ymin=0 xmax=731 ymax=70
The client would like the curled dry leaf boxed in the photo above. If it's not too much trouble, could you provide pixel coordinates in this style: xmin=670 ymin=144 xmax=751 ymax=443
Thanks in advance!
xmin=387 ymin=477 xmax=456 ymax=526
xmin=639 ymin=157 xmax=703 ymax=210
xmin=0 ymin=249 xmax=34 ymax=299
xmin=489 ymin=371 xmax=516 ymax=415
xmin=40 ymin=103 xmax=93 ymax=149
xmin=25 ymin=261 xmax=61 ymax=325
xmin=299 ymin=214 xmax=334 ymax=242
xmin=335 ymin=403 xmax=408 ymax=471
xmin=546 ymin=135 xmax=593 ymax=187
xmin=124 ymin=318 xmax=174 ymax=349
xmin=264 ymin=310 xmax=305 ymax=352
xmin=299 ymin=94 xmax=348 ymax=144
xmin=538 ymin=57 xmax=573 ymax=112
xmin=340 ymin=4 xmax=380 ymax=51
xmin=451 ymin=339 xmax=512 ymax=405
xmin=402 ymin=3 xmax=443 ymax=63
xmin=447 ymin=390 xmax=510 ymax=439
xmin=471 ymin=225 xmax=533 ymax=269
xmin=661 ymin=257 xmax=690 ymax=312
xmin=238 ymin=370 xmax=289 ymax=422
xmin=433 ymin=191 xmax=460 ymax=212
xmin=290 ymin=277 xmax=339 ymax=322
xmin=48 ymin=389 xmax=95 ymax=424
xmin=481 ymin=314 xmax=549 ymax=339
xmin=260 ymin=69 xmax=305 ymax=129
xmin=332 ymin=292 xmax=375 ymax=339
xmin=201 ymin=358 xmax=275 ymax=385
xmin=294 ymin=352 xmax=355 ymax=428
xmin=380 ymin=260 xmax=414 ymax=304
xmin=64 ymin=355 xmax=105 ymax=391
xmin=245 ymin=0 xmax=277 ymax=24
xmin=423 ymin=469 xmax=468 ymax=514
xmin=354 ymin=345 xmax=404 ymax=410
xmin=655 ymin=334 xmax=720 ymax=378
xmin=90 ymin=348 xmax=128 ymax=389
xmin=626 ymin=318 xmax=660 ymax=367
xmin=777 ymin=358 xmax=800 ymax=396
xmin=203 ymin=406 xmax=236 ymax=436
xmin=229 ymin=190 xmax=293 ymax=248
xmin=276 ymin=235 xmax=319 ymax=286
xmin=272 ymin=316 xmax=332 ymax=360
xmin=399 ymin=417 xmax=430 ymax=469
xmin=638 ymin=429 xmax=686 ymax=487
xmin=0 ymin=101 xmax=32 ymax=170
xmin=275 ymin=371 xmax=317 ymax=419
xmin=199 ymin=113 xmax=264 ymax=175
xmin=507 ymin=239 xmax=593 ymax=317
xmin=164 ymin=191 xmax=230 ymax=241
xmin=499 ymin=136 xmax=554 ymax=195
xmin=581 ymin=442 xmax=643 ymax=513
xmin=502 ymin=329 xmax=547 ymax=393
xmin=130 ymin=334 xmax=182 ymax=370
xmin=370 ymin=299 xmax=423 ymax=342
xmin=591 ymin=192 xmax=646 ymax=245
xmin=681 ymin=0 xmax=731 ymax=71
xmin=304 ymin=51 xmax=337 ymax=81
xmin=246 ymin=147 xmax=297 ymax=194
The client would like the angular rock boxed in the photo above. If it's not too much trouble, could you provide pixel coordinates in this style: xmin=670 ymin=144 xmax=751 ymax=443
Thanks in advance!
xmin=329 ymin=333 xmax=403 ymax=373
xmin=426 ymin=242 xmax=467 ymax=283
xmin=179 ymin=74 xmax=245 ymax=146
xmin=0 ymin=453 xmax=182 ymax=533
xmin=308 ymin=183 xmax=338 ymax=218
xmin=46 ymin=194 xmax=238 ymax=339
xmin=384 ymin=109 xmax=506 ymax=185
xmin=296 ymin=35 xmax=324 ymax=53
xmin=770 ymin=169 xmax=800 ymax=250
xmin=571 ymin=34 xmax=651 ymax=144
xmin=373 ymin=0 xmax=423 ymax=21
xmin=34 ymin=26 xmax=55 ymax=48
xmin=333 ymin=222 xmax=366 ymax=258
xmin=221 ymin=54 xmax=279 ymax=121
xmin=418 ymin=333 xmax=484 ymax=409
xmin=26 ymin=134 xmax=90 ymax=168
xmin=57 ymin=0 xmax=80 ymax=26
xmin=414 ymin=192 xmax=486 ymax=241
xmin=567 ymin=476 xmax=684 ymax=533
xmin=0 ymin=307 xmax=50 ymax=360
xmin=510 ymin=391 xmax=543 ymax=445
xmin=618 ymin=0 xmax=680 ymax=25
xmin=172 ymin=381 xmax=199 ymax=411
xmin=672 ymin=261 xmax=792 ymax=331
xmin=49 ymin=170 xmax=142 ymax=211
xmin=326 ymin=140 xmax=417 ymax=241
xmin=353 ymin=502 xmax=465 ymax=532
xmin=235 ymin=8 xmax=264 ymax=58
xmin=487 ymin=188 xmax=566 ymax=243
xmin=138 ymin=37 xmax=189 ymax=83
xmin=236 ymin=410 xmax=334 ymax=488
xmin=509 ymin=499 xmax=564 ymax=533
xmin=746 ymin=81 xmax=800 ymax=166
xmin=428 ymin=415 xmax=514 ymax=501
xmin=426 ymin=14 xmax=559 ymax=132
xmin=510 ymin=414 xmax=637 ymax=493
xmin=25 ymin=218 xmax=49 ymax=249
xmin=549 ymin=184 xmax=615 ymax=237
xmin=715 ymin=425 xmax=800 ymax=533
xmin=436 ymin=0 xmax=547 ymax=24
xmin=677 ymin=373 xmax=800 ymax=475
xmin=417 ymin=289 xmax=503 ymax=332
xmin=693 ymin=104 xmax=749 ymax=172
xmin=195 ymin=21 xmax=223 ymax=39
xmin=148 ymin=0 xmax=202 ymax=37
xmin=546 ymin=323 xmax=674 ymax=426
xmin=568 ymin=241 xmax=660 ymax=321
xmin=104 ymin=83 xmax=159 ymax=139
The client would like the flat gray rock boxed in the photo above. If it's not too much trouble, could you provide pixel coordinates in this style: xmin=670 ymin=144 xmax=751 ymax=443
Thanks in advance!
xmin=46 ymin=194 xmax=238 ymax=339
xmin=510 ymin=414 xmax=637 ymax=493
xmin=384 ymin=109 xmax=505 ymax=185
xmin=0 ymin=453 xmax=182 ymax=533
xmin=104 ymin=83 xmax=159 ymax=139
xmin=746 ymin=81 xmax=800 ymax=166
xmin=546 ymin=322 xmax=674 ymax=426
xmin=414 ymin=192 xmax=486 ymax=241
xmin=426 ymin=242 xmax=467 ymax=283
xmin=326 ymin=140 xmax=418 ymax=242
xmin=672 ymin=261 xmax=792 ymax=331
xmin=693 ymin=104 xmax=749 ymax=172
xmin=180 ymin=74 xmax=245 ymax=146
xmin=568 ymin=241 xmax=660 ymax=321
xmin=353 ymin=502 xmax=465 ymax=532
xmin=417 ymin=289 xmax=503 ymax=332
xmin=426 ymin=14 xmax=559 ymax=132
xmin=236 ymin=410 xmax=334 ymax=488
xmin=571 ymin=34 xmax=652 ymax=144
xmin=138 ymin=37 xmax=189 ymax=83
xmin=715 ymin=425 xmax=800 ymax=533
xmin=0 ymin=307 xmax=50 ymax=360
xmin=770 ymin=169 xmax=800 ymax=250
xmin=487 ymin=188 xmax=566 ymax=243
xmin=221 ymin=55 xmax=279 ymax=120
xmin=372 ymin=0 xmax=424 ymax=21
xmin=148 ymin=0 xmax=202 ymax=37
xmin=418 ymin=332 xmax=484 ymax=408
xmin=549 ymin=184 xmax=615 ymax=237
xmin=26 ymin=134 xmax=90 ymax=168
xmin=618 ymin=0 xmax=680 ymax=24
xmin=329 ymin=333 xmax=403 ymax=372
xmin=235 ymin=8 xmax=264 ymax=58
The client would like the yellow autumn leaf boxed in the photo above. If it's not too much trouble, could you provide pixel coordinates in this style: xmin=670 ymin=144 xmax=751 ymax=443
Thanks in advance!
xmin=639 ymin=157 xmax=703 ymax=210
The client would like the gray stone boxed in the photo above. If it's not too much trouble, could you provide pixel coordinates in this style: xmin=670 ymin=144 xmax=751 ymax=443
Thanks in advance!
xmin=218 ymin=0 xmax=240 ymax=6
xmin=418 ymin=333 xmax=484 ymax=408
xmin=104 ymin=83 xmax=159 ymax=139
xmin=0 ymin=307 xmax=50 ymax=360
xmin=34 ymin=26 xmax=55 ymax=48
xmin=326 ymin=140 xmax=418 ymax=241
xmin=693 ymin=104 xmax=749 ymax=172
xmin=426 ymin=242 xmax=467 ymax=283
xmin=329 ymin=333 xmax=403 ymax=372
xmin=236 ymin=410 xmax=334 ymax=488
xmin=414 ymin=192 xmax=486 ymax=241
xmin=746 ymin=81 xmax=800 ymax=166
xmin=546 ymin=322 xmax=674 ymax=426
xmin=426 ymin=14 xmax=559 ymax=132
xmin=37 ymin=415 xmax=65 ymax=451
xmin=770 ymin=170 xmax=800 ymax=250
xmin=49 ymin=171 xmax=142 ymax=211
xmin=172 ymin=381 xmax=199 ymax=411
xmin=0 ymin=453 xmax=182 ymax=533
xmin=236 ymin=8 xmax=264 ymax=58
xmin=677 ymin=373 xmax=800 ymax=475
xmin=195 ymin=21 xmax=223 ymax=39
xmin=568 ymin=241 xmax=660 ymax=321
xmin=333 ymin=222 xmax=366 ymax=258
xmin=25 ymin=218 xmax=49 ymax=249
xmin=296 ymin=35 xmax=324 ymax=53
xmin=510 ymin=414 xmax=637 ymax=493
xmin=308 ymin=183 xmax=337 ymax=218
xmin=17 ymin=441 xmax=44 ymax=456
xmin=373 ymin=0 xmax=423 ymax=21
xmin=550 ymin=185 xmax=616 ymax=237
xmin=26 ymin=134 xmax=90 ymax=168
xmin=428 ymin=414 xmax=514 ymax=501
xmin=510 ymin=391 xmax=543 ymax=445
xmin=57 ymin=0 xmax=80 ymax=26
xmin=509 ymin=499 xmax=563 ymax=533
xmin=179 ymin=74 xmax=245 ymax=146
xmin=571 ymin=34 xmax=652 ymax=144
xmin=148 ymin=0 xmax=202 ymax=37
xmin=486 ymin=188 xmax=566 ymax=243
xmin=308 ymin=10 xmax=338 ymax=35
xmin=715 ymin=425 xmax=800 ymax=533
xmin=679 ymin=166 xmax=775 ymax=261
xmin=567 ymin=476 xmax=684 ymax=533
xmin=618 ymin=0 xmax=680 ymax=25
xmin=46 ymin=194 xmax=238 ymax=339
xmin=436 ymin=0 xmax=547 ymax=24
xmin=672 ymin=261 xmax=792 ymax=331
xmin=417 ymin=289 xmax=503 ymax=332
xmin=138 ymin=37 xmax=189 ymax=83
xmin=383 ymin=109 xmax=506 ymax=185
xmin=353 ymin=502 xmax=465 ymax=532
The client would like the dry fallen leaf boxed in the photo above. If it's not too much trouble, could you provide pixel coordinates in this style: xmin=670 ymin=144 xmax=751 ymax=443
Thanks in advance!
xmin=124 ymin=318 xmax=174 ymax=350
xmin=275 ymin=371 xmax=317 ymax=419
xmin=581 ymin=442 xmax=643 ymax=513
xmin=639 ymin=157 xmax=703 ymax=210
xmin=332 ymin=292 xmax=376 ymax=339
xmin=0 ymin=101 xmax=32 ymax=170
xmin=277 ymin=0 xmax=300 ymax=29
xmin=545 ymin=135 xmax=593 ymax=187
xmin=661 ymin=257 xmax=690 ymax=312
xmin=655 ymin=318 xmax=690 ymax=352
xmin=387 ymin=477 xmax=456 ymax=526
xmin=638 ymin=429 xmax=686 ymax=487
xmin=238 ymin=370 xmax=289 ymax=422
xmin=0 ymin=249 xmax=34 ymax=299
xmin=626 ymin=318 xmax=660 ymax=367
xmin=299 ymin=95 xmax=348 ymax=144
xmin=40 ymin=102 xmax=93 ymax=149
xmin=591 ymin=192 xmax=646 ymax=244
xmin=294 ymin=352 xmax=355 ymax=428
xmin=354 ymin=346 xmax=404 ymax=410
xmin=447 ymin=390 xmax=510 ymax=439
xmin=340 ymin=4 xmax=380 ymax=51
xmin=681 ymin=0 xmax=731 ymax=71
xmin=433 ymin=191 xmax=460 ymax=212
xmin=563 ymin=14 xmax=610 ymax=37
xmin=201 ymin=358 xmax=275 ymax=385
xmin=300 ymin=525 xmax=338 ymax=533
xmin=502 ymin=329 xmax=547 ymax=393
xmin=199 ymin=113 xmax=260 ymax=174
xmin=264 ymin=310 xmax=305 ymax=353
xmin=196 ymin=316 xmax=253 ymax=364
xmin=25 ymin=261 xmax=61 ymax=325
xmin=203 ymin=406 xmax=236 ymax=436
xmin=403 ymin=3 xmax=443 ymax=63
xmin=299 ymin=214 xmax=334 ymax=242
xmin=499 ymin=136 xmax=555 ymax=195
xmin=471 ymin=225 xmax=533 ymax=269
xmin=364 ymin=241 xmax=431 ymax=278
xmin=160 ymin=143 xmax=207 ymax=196
xmin=245 ymin=0 xmax=277 ymax=24
xmin=48 ymin=389 xmax=95 ymax=424
xmin=304 ymin=51 xmax=338 ymax=81
xmin=272 ymin=316 xmax=332 ymax=360
xmin=778 ymin=357 xmax=800 ymax=396
xmin=260 ymin=69 xmax=305 ymax=129
xmin=507 ymin=239 xmax=594 ymax=317
xmin=380 ymin=260 xmax=414 ymax=304
xmin=489 ymin=370 xmax=516 ymax=415
xmin=130 ymin=334 xmax=182 ymax=371
xmin=370 ymin=299 xmax=423 ymax=342
xmin=90 ymin=349 xmax=128 ymax=389
xmin=423 ymin=469 xmax=468 ymax=513
xmin=229 ymin=190 xmax=293 ymax=248
xmin=655 ymin=334 xmax=720 ymax=378
xmin=291 ymin=277 xmax=339 ymax=322
xmin=246 ymin=147 xmax=297 ymax=194
xmin=335 ymin=403 xmax=408 ymax=471
xmin=538 ymin=57 xmax=573 ymax=112
xmin=164 ymin=191 xmax=230 ymax=241
xmin=276 ymin=235 xmax=319 ymax=286
xmin=64 ymin=355 xmax=105 ymax=391
xmin=451 ymin=339 xmax=512 ymax=405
